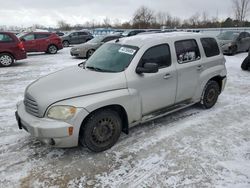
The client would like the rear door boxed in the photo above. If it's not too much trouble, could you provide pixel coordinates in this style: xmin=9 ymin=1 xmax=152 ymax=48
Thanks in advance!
xmin=22 ymin=34 xmax=36 ymax=52
xmin=78 ymin=32 xmax=89 ymax=43
xmin=34 ymin=33 xmax=51 ymax=52
xmin=174 ymin=39 xmax=202 ymax=103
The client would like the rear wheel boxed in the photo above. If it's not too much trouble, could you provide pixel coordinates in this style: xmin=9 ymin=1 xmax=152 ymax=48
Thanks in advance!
xmin=79 ymin=109 xmax=122 ymax=152
xmin=200 ymin=80 xmax=220 ymax=109
xmin=87 ymin=49 xmax=95 ymax=58
xmin=0 ymin=53 xmax=14 ymax=67
xmin=63 ymin=40 xmax=70 ymax=47
xmin=47 ymin=45 xmax=58 ymax=54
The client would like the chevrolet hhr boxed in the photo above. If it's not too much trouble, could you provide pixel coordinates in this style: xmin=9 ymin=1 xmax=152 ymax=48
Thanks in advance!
xmin=16 ymin=32 xmax=227 ymax=152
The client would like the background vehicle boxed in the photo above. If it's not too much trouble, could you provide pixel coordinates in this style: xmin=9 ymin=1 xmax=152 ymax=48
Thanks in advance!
xmin=217 ymin=31 xmax=250 ymax=55
xmin=70 ymin=34 xmax=120 ymax=58
xmin=121 ymin=29 xmax=146 ymax=37
xmin=18 ymin=32 xmax=63 ymax=54
xmin=55 ymin=31 xmax=65 ymax=36
xmin=241 ymin=50 xmax=250 ymax=70
xmin=61 ymin=31 xmax=93 ymax=47
xmin=16 ymin=32 xmax=227 ymax=152
xmin=0 ymin=32 xmax=26 ymax=67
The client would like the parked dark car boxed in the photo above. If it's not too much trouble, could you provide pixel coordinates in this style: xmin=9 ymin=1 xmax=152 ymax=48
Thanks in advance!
xmin=18 ymin=32 xmax=63 ymax=54
xmin=61 ymin=31 xmax=93 ymax=47
xmin=241 ymin=50 xmax=250 ymax=71
xmin=0 ymin=32 xmax=27 ymax=67
xmin=70 ymin=34 xmax=120 ymax=58
xmin=121 ymin=29 xmax=146 ymax=37
xmin=217 ymin=31 xmax=250 ymax=55
xmin=55 ymin=31 xmax=65 ymax=36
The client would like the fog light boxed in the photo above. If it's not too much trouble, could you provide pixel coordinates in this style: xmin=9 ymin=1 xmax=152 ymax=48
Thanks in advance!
xmin=68 ymin=127 xmax=74 ymax=136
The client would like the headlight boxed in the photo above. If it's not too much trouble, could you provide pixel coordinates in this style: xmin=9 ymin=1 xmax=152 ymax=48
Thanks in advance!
xmin=47 ymin=105 xmax=77 ymax=120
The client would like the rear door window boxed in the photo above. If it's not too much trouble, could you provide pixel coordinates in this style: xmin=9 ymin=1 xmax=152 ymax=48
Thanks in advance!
xmin=175 ymin=39 xmax=201 ymax=64
xmin=35 ymin=33 xmax=50 ymax=39
xmin=200 ymin=38 xmax=220 ymax=57
xmin=0 ymin=34 xmax=14 ymax=42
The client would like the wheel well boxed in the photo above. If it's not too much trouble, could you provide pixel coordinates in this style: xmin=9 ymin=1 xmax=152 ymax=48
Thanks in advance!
xmin=48 ymin=44 xmax=58 ymax=49
xmin=80 ymin=105 xmax=129 ymax=135
xmin=209 ymin=76 xmax=224 ymax=92
xmin=0 ymin=52 xmax=15 ymax=59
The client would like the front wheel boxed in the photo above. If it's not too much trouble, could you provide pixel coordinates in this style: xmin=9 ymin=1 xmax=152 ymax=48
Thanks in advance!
xmin=79 ymin=109 xmax=122 ymax=152
xmin=0 ymin=53 xmax=14 ymax=67
xmin=86 ymin=49 xmax=95 ymax=58
xmin=63 ymin=40 xmax=70 ymax=47
xmin=200 ymin=80 xmax=220 ymax=109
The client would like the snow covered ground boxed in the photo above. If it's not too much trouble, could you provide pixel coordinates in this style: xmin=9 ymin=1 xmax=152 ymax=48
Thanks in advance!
xmin=0 ymin=48 xmax=249 ymax=188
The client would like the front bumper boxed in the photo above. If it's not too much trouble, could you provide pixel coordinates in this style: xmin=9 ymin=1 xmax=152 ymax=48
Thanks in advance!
xmin=70 ymin=49 xmax=86 ymax=58
xmin=221 ymin=76 xmax=227 ymax=92
xmin=16 ymin=101 xmax=79 ymax=148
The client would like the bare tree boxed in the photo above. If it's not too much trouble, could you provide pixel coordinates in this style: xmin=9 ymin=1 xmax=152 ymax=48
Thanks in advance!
xmin=103 ymin=17 xmax=111 ymax=27
xmin=232 ymin=0 xmax=250 ymax=23
xmin=132 ymin=6 xmax=155 ymax=29
xmin=57 ymin=20 xmax=71 ymax=31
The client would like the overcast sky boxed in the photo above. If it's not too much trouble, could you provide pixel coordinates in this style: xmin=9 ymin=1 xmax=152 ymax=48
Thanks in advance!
xmin=0 ymin=0 xmax=240 ymax=27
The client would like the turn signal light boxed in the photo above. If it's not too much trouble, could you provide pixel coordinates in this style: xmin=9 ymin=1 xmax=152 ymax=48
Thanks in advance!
xmin=68 ymin=127 xmax=74 ymax=136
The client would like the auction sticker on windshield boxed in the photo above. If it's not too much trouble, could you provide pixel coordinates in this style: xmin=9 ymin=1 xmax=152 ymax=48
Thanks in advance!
xmin=119 ymin=47 xmax=136 ymax=55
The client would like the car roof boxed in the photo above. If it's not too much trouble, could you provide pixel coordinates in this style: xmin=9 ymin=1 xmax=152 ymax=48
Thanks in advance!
xmin=115 ymin=32 xmax=207 ymax=48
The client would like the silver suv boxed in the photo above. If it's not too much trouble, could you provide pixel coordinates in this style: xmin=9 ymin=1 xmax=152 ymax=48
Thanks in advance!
xmin=16 ymin=32 xmax=227 ymax=152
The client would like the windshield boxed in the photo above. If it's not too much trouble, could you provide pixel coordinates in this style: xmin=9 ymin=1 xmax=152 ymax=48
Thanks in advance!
xmin=217 ymin=31 xmax=239 ymax=40
xmin=87 ymin=36 xmax=105 ymax=43
xmin=121 ymin=30 xmax=130 ymax=37
xmin=85 ymin=43 xmax=138 ymax=72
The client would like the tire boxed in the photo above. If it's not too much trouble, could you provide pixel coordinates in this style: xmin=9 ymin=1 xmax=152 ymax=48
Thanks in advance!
xmin=63 ymin=40 xmax=70 ymax=47
xmin=47 ymin=45 xmax=58 ymax=54
xmin=87 ymin=49 xmax=95 ymax=58
xmin=230 ymin=46 xmax=237 ymax=55
xmin=79 ymin=109 xmax=122 ymax=152
xmin=241 ymin=56 xmax=250 ymax=70
xmin=200 ymin=80 xmax=220 ymax=109
xmin=0 ymin=53 xmax=14 ymax=67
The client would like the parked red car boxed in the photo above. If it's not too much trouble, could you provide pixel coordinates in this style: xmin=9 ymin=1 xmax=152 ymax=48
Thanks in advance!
xmin=0 ymin=32 xmax=27 ymax=67
xmin=18 ymin=32 xmax=63 ymax=54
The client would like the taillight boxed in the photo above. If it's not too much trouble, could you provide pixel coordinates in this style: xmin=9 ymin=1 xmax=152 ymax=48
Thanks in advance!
xmin=17 ymin=42 xmax=25 ymax=50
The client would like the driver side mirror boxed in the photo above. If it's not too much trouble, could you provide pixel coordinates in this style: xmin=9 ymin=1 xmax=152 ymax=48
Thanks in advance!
xmin=136 ymin=62 xmax=159 ymax=74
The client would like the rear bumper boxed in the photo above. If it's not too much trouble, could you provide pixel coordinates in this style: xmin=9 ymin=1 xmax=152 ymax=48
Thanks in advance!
xmin=15 ymin=50 xmax=27 ymax=60
xmin=16 ymin=101 xmax=79 ymax=148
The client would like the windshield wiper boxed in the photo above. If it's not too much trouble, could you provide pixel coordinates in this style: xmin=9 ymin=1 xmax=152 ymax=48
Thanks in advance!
xmin=86 ymin=66 xmax=114 ymax=72
xmin=78 ymin=61 xmax=86 ymax=68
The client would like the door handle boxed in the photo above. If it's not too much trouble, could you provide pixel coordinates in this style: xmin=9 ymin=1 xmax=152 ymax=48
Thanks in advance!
xmin=163 ymin=74 xmax=172 ymax=79
xmin=196 ymin=65 xmax=203 ymax=71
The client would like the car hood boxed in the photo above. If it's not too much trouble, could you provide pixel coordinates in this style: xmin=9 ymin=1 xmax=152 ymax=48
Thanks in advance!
xmin=25 ymin=66 xmax=127 ymax=117
xmin=73 ymin=42 xmax=99 ymax=49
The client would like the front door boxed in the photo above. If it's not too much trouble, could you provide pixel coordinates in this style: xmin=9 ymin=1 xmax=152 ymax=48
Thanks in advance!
xmin=127 ymin=44 xmax=177 ymax=116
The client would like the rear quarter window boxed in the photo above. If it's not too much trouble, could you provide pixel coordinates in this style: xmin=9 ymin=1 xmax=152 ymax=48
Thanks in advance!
xmin=200 ymin=38 xmax=220 ymax=57
xmin=0 ymin=34 xmax=14 ymax=42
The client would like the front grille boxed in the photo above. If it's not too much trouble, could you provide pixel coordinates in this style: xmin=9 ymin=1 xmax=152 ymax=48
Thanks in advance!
xmin=24 ymin=94 xmax=40 ymax=117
